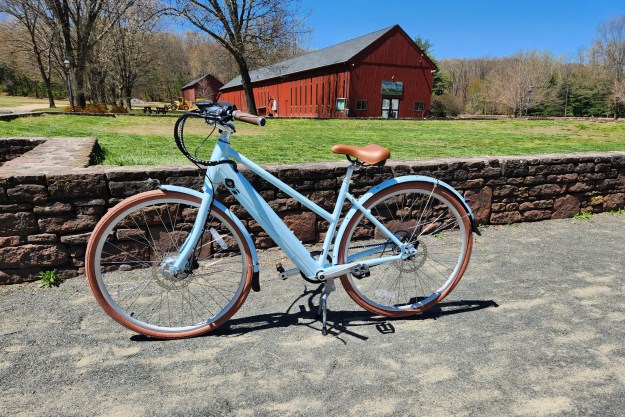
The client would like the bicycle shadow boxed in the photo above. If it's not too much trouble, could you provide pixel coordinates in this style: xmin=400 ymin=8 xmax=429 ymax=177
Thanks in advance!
xmin=130 ymin=284 xmax=498 ymax=343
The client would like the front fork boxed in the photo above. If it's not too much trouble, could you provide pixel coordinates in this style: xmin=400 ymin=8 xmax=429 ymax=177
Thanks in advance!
xmin=164 ymin=182 xmax=215 ymax=277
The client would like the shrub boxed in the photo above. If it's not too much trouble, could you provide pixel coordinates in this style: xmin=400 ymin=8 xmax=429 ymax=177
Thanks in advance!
xmin=63 ymin=104 xmax=83 ymax=113
xmin=430 ymin=94 xmax=462 ymax=117
xmin=83 ymin=103 xmax=108 ymax=113
xmin=109 ymin=105 xmax=128 ymax=114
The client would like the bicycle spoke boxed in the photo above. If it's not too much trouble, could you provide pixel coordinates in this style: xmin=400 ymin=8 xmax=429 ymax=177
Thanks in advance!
xmin=88 ymin=193 xmax=251 ymax=337
xmin=340 ymin=183 xmax=471 ymax=315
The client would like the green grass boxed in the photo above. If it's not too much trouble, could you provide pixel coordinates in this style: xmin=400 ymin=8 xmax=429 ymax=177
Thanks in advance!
xmin=1 ymin=114 xmax=625 ymax=166
xmin=0 ymin=94 xmax=55 ymax=108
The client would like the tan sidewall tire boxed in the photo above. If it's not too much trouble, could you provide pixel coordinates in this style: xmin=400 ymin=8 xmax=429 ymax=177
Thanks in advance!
xmin=85 ymin=189 xmax=253 ymax=339
xmin=338 ymin=183 xmax=473 ymax=317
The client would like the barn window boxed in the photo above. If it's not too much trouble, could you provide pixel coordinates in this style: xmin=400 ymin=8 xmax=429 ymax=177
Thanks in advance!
xmin=356 ymin=100 xmax=367 ymax=111
xmin=414 ymin=102 xmax=425 ymax=112
xmin=336 ymin=98 xmax=346 ymax=112
xmin=381 ymin=81 xmax=403 ymax=96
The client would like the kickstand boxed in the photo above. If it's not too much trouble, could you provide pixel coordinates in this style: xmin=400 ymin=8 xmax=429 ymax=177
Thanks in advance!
xmin=317 ymin=279 xmax=336 ymax=336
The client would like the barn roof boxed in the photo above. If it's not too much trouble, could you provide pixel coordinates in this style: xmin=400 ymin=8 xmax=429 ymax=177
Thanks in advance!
xmin=181 ymin=74 xmax=223 ymax=90
xmin=221 ymin=26 xmax=399 ymax=90
xmin=181 ymin=75 xmax=206 ymax=90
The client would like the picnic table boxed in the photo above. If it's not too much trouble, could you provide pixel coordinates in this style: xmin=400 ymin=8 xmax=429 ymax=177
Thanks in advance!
xmin=143 ymin=106 xmax=168 ymax=115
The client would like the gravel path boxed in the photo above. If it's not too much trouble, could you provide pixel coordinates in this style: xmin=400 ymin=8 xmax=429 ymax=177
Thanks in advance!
xmin=1 ymin=213 xmax=624 ymax=416
xmin=0 ymin=104 xmax=53 ymax=113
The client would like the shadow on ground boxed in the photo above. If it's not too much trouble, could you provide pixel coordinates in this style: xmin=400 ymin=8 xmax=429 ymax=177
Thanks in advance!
xmin=131 ymin=283 xmax=498 ymax=343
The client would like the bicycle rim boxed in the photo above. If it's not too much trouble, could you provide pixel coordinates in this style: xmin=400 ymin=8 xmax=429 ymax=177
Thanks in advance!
xmin=338 ymin=182 xmax=473 ymax=316
xmin=85 ymin=190 xmax=253 ymax=338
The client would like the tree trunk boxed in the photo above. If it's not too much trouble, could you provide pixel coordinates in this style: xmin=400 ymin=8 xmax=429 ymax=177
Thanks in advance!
xmin=74 ymin=66 xmax=87 ymax=109
xmin=125 ymin=86 xmax=132 ymax=110
xmin=29 ymin=33 xmax=55 ymax=108
xmin=45 ymin=82 xmax=56 ymax=108
xmin=236 ymin=57 xmax=257 ymax=115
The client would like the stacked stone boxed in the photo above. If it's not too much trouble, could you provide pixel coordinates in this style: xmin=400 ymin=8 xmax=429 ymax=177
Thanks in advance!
xmin=457 ymin=154 xmax=625 ymax=224
xmin=0 ymin=167 xmax=204 ymax=284
xmin=0 ymin=139 xmax=44 ymax=166
xmin=1 ymin=136 xmax=624 ymax=284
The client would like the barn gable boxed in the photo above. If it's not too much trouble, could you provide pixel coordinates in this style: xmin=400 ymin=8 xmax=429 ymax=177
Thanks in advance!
xmin=181 ymin=74 xmax=223 ymax=103
xmin=352 ymin=27 xmax=436 ymax=69
xmin=221 ymin=26 xmax=396 ymax=90
xmin=219 ymin=25 xmax=436 ymax=118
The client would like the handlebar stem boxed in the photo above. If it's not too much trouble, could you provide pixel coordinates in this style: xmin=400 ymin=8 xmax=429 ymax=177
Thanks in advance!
xmin=218 ymin=127 xmax=233 ymax=144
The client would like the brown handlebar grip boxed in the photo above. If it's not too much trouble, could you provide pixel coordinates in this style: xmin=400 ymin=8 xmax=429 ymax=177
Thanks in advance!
xmin=232 ymin=111 xmax=266 ymax=127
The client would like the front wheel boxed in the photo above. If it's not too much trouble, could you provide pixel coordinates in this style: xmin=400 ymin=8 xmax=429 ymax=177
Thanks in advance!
xmin=337 ymin=182 xmax=473 ymax=317
xmin=85 ymin=190 xmax=253 ymax=338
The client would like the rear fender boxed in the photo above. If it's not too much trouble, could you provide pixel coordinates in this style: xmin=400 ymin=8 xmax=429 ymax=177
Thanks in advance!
xmin=332 ymin=175 xmax=479 ymax=265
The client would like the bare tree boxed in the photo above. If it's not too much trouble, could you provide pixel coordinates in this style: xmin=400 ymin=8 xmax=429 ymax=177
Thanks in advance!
xmin=174 ymin=0 xmax=306 ymax=114
xmin=85 ymin=40 xmax=111 ymax=104
xmin=194 ymin=78 xmax=215 ymax=101
xmin=44 ymin=0 xmax=138 ymax=108
xmin=439 ymin=57 xmax=500 ymax=114
xmin=184 ymin=31 xmax=238 ymax=84
xmin=139 ymin=32 xmax=192 ymax=101
xmin=105 ymin=2 xmax=161 ymax=109
xmin=487 ymin=51 xmax=557 ymax=117
xmin=0 ymin=0 xmax=58 ymax=107
xmin=593 ymin=15 xmax=625 ymax=118
xmin=442 ymin=59 xmax=471 ymax=105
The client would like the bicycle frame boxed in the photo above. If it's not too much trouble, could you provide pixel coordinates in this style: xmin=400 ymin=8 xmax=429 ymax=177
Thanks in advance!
xmin=166 ymin=127 xmax=413 ymax=280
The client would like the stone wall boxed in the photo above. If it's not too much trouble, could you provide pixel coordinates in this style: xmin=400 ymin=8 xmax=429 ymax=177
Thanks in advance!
xmin=1 ymin=149 xmax=625 ymax=284
xmin=0 ymin=139 xmax=44 ymax=166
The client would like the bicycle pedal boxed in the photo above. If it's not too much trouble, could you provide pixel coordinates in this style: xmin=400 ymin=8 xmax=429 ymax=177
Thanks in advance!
xmin=276 ymin=263 xmax=287 ymax=280
xmin=351 ymin=264 xmax=370 ymax=279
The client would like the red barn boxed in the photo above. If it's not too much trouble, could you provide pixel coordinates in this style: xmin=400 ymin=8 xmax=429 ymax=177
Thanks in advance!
xmin=219 ymin=25 xmax=436 ymax=118
xmin=181 ymin=74 xmax=223 ymax=103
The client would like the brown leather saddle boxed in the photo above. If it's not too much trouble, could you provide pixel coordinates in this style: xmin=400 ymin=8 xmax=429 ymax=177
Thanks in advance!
xmin=331 ymin=144 xmax=391 ymax=166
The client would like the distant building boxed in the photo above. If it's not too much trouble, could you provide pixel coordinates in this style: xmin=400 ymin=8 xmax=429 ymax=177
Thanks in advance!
xmin=219 ymin=25 xmax=436 ymax=118
xmin=181 ymin=74 xmax=223 ymax=103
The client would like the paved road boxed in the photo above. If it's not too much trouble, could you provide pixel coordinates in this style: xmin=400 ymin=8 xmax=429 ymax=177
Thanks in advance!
xmin=1 ymin=214 xmax=624 ymax=417
xmin=0 ymin=104 xmax=55 ymax=114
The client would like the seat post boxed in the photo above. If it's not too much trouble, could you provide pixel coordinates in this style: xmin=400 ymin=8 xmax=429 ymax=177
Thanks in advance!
xmin=343 ymin=160 xmax=359 ymax=186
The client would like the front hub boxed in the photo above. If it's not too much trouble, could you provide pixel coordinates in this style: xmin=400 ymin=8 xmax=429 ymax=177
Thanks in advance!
xmin=156 ymin=254 xmax=192 ymax=289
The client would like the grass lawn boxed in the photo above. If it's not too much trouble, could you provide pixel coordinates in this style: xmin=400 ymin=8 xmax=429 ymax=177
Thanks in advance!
xmin=0 ymin=94 xmax=57 ymax=108
xmin=1 ymin=114 xmax=625 ymax=166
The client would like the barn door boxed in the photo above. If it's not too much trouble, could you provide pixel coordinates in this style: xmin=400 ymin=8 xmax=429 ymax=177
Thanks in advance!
xmin=381 ymin=99 xmax=399 ymax=118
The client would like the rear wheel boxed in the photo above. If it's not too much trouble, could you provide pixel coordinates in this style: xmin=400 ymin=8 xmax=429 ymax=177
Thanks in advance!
xmin=338 ymin=182 xmax=473 ymax=317
xmin=85 ymin=190 xmax=253 ymax=338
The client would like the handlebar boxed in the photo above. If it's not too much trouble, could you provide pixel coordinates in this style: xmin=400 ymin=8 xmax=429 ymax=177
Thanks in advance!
xmin=233 ymin=110 xmax=266 ymax=127
xmin=194 ymin=101 xmax=266 ymax=127
xmin=174 ymin=101 xmax=266 ymax=167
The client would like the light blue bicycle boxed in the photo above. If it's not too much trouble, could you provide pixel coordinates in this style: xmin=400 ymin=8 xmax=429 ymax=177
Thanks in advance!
xmin=86 ymin=102 xmax=479 ymax=338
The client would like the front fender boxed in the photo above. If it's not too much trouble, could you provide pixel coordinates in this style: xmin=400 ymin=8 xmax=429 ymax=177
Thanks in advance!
xmin=332 ymin=175 xmax=479 ymax=265
xmin=160 ymin=184 xmax=261 ymax=291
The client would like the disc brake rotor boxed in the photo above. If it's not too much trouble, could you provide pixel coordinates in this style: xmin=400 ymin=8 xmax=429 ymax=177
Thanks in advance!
xmin=155 ymin=254 xmax=192 ymax=290
xmin=393 ymin=242 xmax=427 ymax=272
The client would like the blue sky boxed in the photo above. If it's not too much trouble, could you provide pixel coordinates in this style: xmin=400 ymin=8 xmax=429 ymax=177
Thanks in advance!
xmin=301 ymin=1 xmax=625 ymax=60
